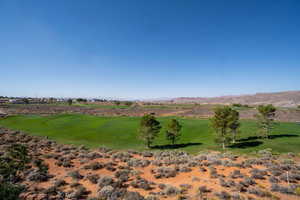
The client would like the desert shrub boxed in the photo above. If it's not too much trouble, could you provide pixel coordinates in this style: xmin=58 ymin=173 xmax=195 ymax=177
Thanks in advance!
xmin=197 ymin=185 xmax=210 ymax=198
xmin=44 ymin=185 xmax=58 ymax=196
xmin=55 ymin=159 xmax=73 ymax=168
xmin=269 ymin=168 xmax=283 ymax=176
xmin=234 ymin=182 xmax=247 ymax=192
xmin=163 ymin=185 xmax=180 ymax=196
xmin=0 ymin=144 xmax=31 ymax=182
xmin=84 ymin=162 xmax=104 ymax=170
xmin=0 ymin=182 xmax=24 ymax=200
xmin=86 ymin=174 xmax=100 ymax=184
xmin=248 ymin=187 xmax=270 ymax=197
xmin=279 ymin=171 xmax=300 ymax=183
xmin=98 ymin=175 xmax=114 ymax=188
xmin=142 ymin=151 xmax=153 ymax=157
xmin=123 ymin=191 xmax=145 ymax=200
xmin=27 ymin=169 xmax=52 ymax=182
xmin=53 ymin=179 xmax=67 ymax=187
xmin=177 ymin=165 xmax=192 ymax=173
xmin=33 ymin=159 xmax=48 ymax=173
xmin=209 ymin=167 xmax=218 ymax=178
xmin=177 ymin=195 xmax=189 ymax=200
xmin=268 ymin=176 xmax=279 ymax=183
xmin=198 ymin=186 xmax=210 ymax=194
xmin=231 ymin=192 xmax=242 ymax=200
xmin=271 ymin=183 xmax=295 ymax=194
xmin=105 ymin=162 xmax=117 ymax=171
xmin=68 ymin=170 xmax=83 ymax=180
xmin=219 ymin=178 xmax=235 ymax=188
xmin=215 ymin=191 xmax=231 ymax=200
xmin=68 ymin=186 xmax=89 ymax=199
xmin=7 ymin=144 xmax=30 ymax=167
xmin=112 ymin=152 xmax=132 ymax=162
xmin=199 ymin=167 xmax=207 ymax=172
xmin=158 ymin=183 xmax=166 ymax=190
xmin=111 ymin=188 xmax=128 ymax=199
xmin=230 ymin=170 xmax=244 ymax=179
xmin=98 ymin=185 xmax=114 ymax=199
xmin=179 ymin=184 xmax=192 ymax=192
xmin=153 ymin=167 xmax=177 ymax=179
xmin=239 ymin=176 xmax=256 ymax=187
xmin=145 ymin=195 xmax=159 ymax=200
xmin=250 ymin=168 xmax=267 ymax=180
xmin=115 ymin=169 xmax=130 ymax=179
xmin=130 ymin=177 xmax=153 ymax=190
xmin=128 ymin=158 xmax=150 ymax=167
xmin=70 ymin=182 xmax=82 ymax=188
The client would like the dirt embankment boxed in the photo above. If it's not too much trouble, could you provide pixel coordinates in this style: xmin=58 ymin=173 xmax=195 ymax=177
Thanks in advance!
xmin=2 ymin=104 xmax=300 ymax=122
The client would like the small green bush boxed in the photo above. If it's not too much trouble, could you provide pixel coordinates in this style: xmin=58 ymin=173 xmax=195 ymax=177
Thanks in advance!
xmin=295 ymin=187 xmax=300 ymax=196
xmin=0 ymin=182 xmax=24 ymax=200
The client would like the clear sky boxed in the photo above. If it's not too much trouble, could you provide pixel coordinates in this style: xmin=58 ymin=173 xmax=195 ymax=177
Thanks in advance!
xmin=1 ymin=0 xmax=300 ymax=99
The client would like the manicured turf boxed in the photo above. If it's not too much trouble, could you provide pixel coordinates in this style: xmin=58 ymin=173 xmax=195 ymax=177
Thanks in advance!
xmin=1 ymin=114 xmax=300 ymax=154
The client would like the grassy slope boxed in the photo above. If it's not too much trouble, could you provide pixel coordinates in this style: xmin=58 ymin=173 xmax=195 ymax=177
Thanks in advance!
xmin=0 ymin=114 xmax=300 ymax=154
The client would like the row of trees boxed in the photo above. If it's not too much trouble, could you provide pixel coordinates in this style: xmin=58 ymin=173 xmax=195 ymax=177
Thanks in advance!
xmin=138 ymin=104 xmax=277 ymax=149
xmin=211 ymin=104 xmax=277 ymax=149
xmin=139 ymin=114 xmax=182 ymax=148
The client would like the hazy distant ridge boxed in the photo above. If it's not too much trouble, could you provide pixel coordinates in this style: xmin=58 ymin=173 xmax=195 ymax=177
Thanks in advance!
xmin=170 ymin=91 xmax=300 ymax=107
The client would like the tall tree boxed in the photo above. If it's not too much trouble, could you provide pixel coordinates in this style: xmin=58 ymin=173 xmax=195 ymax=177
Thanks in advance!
xmin=165 ymin=119 xmax=182 ymax=145
xmin=139 ymin=114 xmax=161 ymax=148
xmin=228 ymin=109 xmax=240 ymax=143
xmin=256 ymin=104 xmax=276 ymax=139
xmin=211 ymin=106 xmax=236 ymax=149
xmin=67 ymin=99 xmax=73 ymax=106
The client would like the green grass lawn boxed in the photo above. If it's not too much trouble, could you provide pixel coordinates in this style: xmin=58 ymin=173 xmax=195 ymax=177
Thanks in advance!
xmin=0 ymin=114 xmax=300 ymax=154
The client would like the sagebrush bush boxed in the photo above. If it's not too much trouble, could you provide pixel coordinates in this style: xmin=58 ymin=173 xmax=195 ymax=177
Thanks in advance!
xmin=68 ymin=170 xmax=83 ymax=180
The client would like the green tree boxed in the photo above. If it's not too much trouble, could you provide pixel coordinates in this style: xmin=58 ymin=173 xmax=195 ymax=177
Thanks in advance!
xmin=76 ymin=98 xmax=87 ymax=103
xmin=256 ymin=104 xmax=276 ymax=139
xmin=0 ymin=183 xmax=24 ymax=200
xmin=165 ymin=119 xmax=182 ymax=145
xmin=228 ymin=109 xmax=240 ymax=143
xmin=0 ymin=144 xmax=29 ymax=200
xmin=124 ymin=101 xmax=133 ymax=106
xmin=22 ymin=98 xmax=29 ymax=104
xmin=67 ymin=99 xmax=73 ymax=105
xmin=114 ymin=100 xmax=121 ymax=106
xmin=139 ymin=114 xmax=161 ymax=148
xmin=210 ymin=106 xmax=236 ymax=149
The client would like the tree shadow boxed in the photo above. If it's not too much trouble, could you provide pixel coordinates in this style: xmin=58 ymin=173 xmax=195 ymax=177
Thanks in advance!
xmin=237 ymin=134 xmax=299 ymax=142
xmin=151 ymin=142 xmax=202 ymax=150
xmin=229 ymin=141 xmax=263 ymax=149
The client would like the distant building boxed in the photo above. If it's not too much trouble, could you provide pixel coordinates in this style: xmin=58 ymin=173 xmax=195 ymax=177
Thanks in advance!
xmin=0 ymin=98 xmax=9 ymax=104
xmin=9 ymin=99 xmax=25 ymax=104
xmin=0 ymin=110 xmax=7 ymax=118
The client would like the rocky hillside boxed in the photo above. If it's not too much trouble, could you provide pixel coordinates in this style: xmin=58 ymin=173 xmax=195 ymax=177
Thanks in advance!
xmin=171 ymin=91 xmax=300 ymax=107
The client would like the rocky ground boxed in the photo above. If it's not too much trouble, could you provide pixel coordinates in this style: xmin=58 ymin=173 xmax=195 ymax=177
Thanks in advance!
xmin=1 ymin=127 xmax=300 ymax=200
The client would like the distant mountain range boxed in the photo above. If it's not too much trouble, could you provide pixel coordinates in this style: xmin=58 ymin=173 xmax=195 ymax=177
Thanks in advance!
xmin=162 ymin=91 xmax=300 ymax=107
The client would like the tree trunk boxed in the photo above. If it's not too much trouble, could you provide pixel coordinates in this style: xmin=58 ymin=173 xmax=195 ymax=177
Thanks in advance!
xmin=222 ymin=142 xmax=225 ymax=150
xmin=232 ymin=130 xmax=236 ymax=143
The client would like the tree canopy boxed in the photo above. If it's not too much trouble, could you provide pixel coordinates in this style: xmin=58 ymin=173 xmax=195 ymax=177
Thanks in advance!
xmin=139 ymin=114 xmax=161 ymax=148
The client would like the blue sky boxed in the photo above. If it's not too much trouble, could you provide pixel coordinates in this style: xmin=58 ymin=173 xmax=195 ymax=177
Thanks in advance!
xmin=1 ymin=0 xmax=300 ymax=99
